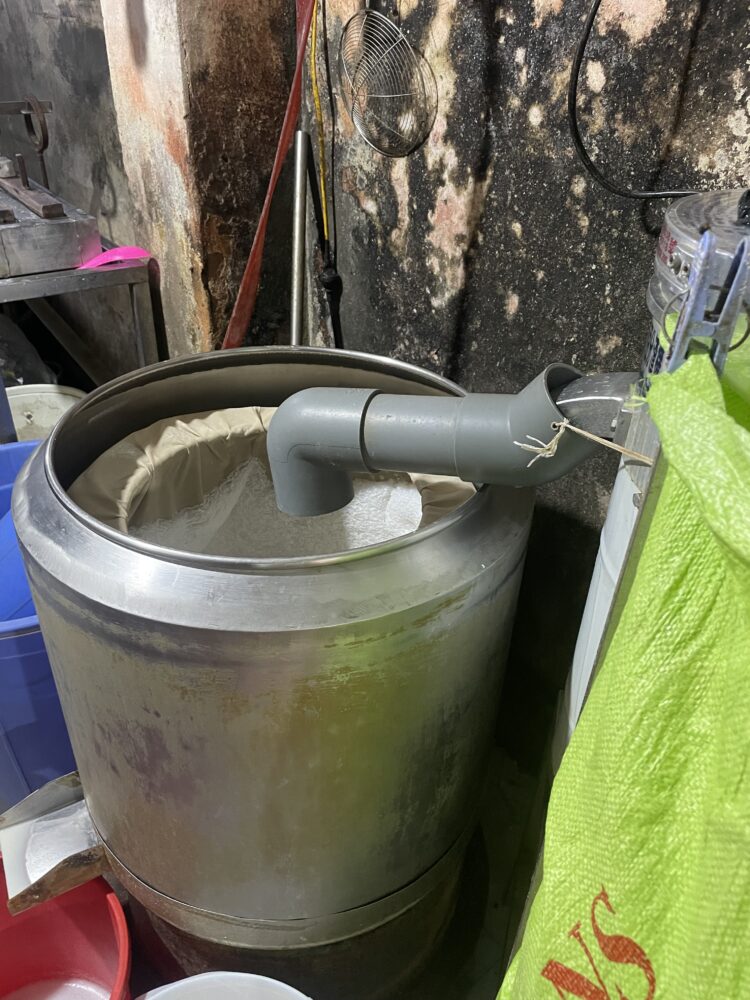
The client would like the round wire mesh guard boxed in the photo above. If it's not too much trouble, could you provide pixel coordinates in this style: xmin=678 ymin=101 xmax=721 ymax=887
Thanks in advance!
xmin=338 ymin=8 xmax=437 ymax=157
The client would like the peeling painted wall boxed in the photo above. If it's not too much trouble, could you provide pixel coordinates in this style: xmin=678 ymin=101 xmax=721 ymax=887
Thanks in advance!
xmin=100 ymin=0 xmax=213 ymax=356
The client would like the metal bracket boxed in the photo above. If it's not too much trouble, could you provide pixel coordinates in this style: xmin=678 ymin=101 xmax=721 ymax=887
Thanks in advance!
xmin=667 ymin=230 xmax=749 ymax=376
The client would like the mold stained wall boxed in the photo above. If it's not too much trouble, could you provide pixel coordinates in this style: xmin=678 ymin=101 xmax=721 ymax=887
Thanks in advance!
xmin=322 ymin=0 xmax=749 ymax=449
xmin=101 ymin=0 xmax=295 ymax=355
xmin=176 ymin=0 xmax=296 ymax=348
xmin=311 ymin=0 xmax=749 ymax=720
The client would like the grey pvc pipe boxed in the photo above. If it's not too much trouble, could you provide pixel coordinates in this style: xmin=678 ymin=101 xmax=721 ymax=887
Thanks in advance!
xmin=268 ymin=386 xmax=375 ymax=515
xmin=267 ymin=364 xmax=598 ymax=516
xmin=290 ymin=130 xmax=308 ymax=347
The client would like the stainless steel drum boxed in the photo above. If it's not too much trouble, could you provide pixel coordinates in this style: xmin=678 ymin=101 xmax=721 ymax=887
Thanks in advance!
xmin=12 ymin=347 xmax=533 ymax=991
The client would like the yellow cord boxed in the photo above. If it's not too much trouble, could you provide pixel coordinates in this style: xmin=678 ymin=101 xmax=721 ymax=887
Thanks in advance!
xmin=310 ymin=0 xmax=329 ymax=244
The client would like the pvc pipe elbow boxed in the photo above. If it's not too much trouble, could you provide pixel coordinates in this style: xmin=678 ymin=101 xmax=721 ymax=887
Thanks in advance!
xmin=266 ymin=387 xmax=378 ymax=516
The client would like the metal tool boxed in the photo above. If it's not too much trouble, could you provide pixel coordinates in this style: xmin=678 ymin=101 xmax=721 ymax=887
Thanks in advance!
xmin=21 ymin=94 xmax=51 ymax=189
xmin=0 ymin=178 xmax=97 ymax=276
xmin=0 ymin=101 xmax=52 ymax=116
xmin=0 ymin=96 xmax=52 ymax=191
xmin=666 ymin=230 xmax=749 ymax=375
xmin=14 ymin=153 xmax=29 ymax=189
xmin=0 ymin=155 xmax=64 ymax=219
xmin=338 ymin=2 xmax=437 ymax=157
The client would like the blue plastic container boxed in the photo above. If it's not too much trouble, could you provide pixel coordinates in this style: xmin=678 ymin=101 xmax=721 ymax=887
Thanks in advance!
xmin=0 ymin=441 xmax=75 ymax=811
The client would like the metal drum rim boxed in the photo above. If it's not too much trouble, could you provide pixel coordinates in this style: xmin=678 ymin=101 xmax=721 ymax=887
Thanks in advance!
xmin=41 ymin=346 xmax=488 ymax=574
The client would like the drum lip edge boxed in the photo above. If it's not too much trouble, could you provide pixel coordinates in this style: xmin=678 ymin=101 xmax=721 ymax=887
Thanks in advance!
xmin=40 ymin=346 xmax=498 ymax=574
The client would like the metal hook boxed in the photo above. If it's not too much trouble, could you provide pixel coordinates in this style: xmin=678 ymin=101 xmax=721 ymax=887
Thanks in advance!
xmin=23 ymin=94 xmax=50 ymax=188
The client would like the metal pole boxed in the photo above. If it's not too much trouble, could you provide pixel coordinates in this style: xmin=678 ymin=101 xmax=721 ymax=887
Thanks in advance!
xmin=146 ymin=258 xmax=170 ymax=361
xmin=290 ymin=129 xmax=309 ymax=347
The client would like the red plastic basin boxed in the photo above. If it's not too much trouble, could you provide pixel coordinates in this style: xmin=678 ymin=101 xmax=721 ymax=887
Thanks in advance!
xmin=0 ymin=861 xmax=130 ymax=999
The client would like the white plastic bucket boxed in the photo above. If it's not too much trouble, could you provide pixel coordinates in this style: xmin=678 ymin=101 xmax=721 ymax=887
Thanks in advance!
xmin=6 ymin=384 xmax=86 ymax=441
xmin=138 ymin=972 xmax=312 ymax=999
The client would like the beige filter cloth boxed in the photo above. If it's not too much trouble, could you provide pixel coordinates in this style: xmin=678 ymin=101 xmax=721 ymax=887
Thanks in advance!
xmin=69 ymin=406 xmax=475 ymax=538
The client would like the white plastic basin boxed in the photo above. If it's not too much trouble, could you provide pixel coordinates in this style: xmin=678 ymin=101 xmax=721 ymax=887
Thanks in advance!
xmin=6 ymin=384 xmax=85 ymax=441
xmin=138 ymin=972 xmax=312 ymax=999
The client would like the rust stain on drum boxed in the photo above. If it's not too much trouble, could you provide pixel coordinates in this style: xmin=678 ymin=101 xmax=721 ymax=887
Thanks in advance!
xmin=113 ymin=719 xmax=198 ymax=803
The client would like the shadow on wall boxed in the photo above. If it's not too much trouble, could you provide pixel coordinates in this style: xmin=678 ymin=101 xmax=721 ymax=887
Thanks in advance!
xmin=498 ymin=502 xmax=601 ymax=775
xmin=126 ymin=0 xmax=148 ymax=68
xmin=444 ymin=0 xmax=500 ymax=387
xmin=89 ymin=155 xmax=120 ymax=244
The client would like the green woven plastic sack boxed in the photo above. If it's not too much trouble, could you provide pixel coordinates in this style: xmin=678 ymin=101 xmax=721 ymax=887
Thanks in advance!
xmin=498 ymin=351 xmax=750 ymax=1000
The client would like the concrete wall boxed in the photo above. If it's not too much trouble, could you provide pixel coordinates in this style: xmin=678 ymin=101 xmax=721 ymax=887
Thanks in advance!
xmin=0 ymin=0 xmax=147 ymax=379
xmin=0 ymin=0 xmax=134 ymax=244
xmin=100 ymin=0 xmax=295 ymax=354
xmin=177 ymin=0 xmax=295 ymax=346
xmin=100 ymin=0 xmax=211 ymax=357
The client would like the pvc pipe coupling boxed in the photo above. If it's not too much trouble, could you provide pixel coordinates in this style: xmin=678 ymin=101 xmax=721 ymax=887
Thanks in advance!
xmin=267 ymin=364 xmax=602 ymax=517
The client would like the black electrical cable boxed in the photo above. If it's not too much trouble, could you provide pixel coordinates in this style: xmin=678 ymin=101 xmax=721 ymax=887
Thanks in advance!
xmin=568 ymin=0 xmax=694 ymax=200
xmin=320 ymin=0 xmax=344 ymax=348
xmin=321 ymin=0 xmax=338 ymax=269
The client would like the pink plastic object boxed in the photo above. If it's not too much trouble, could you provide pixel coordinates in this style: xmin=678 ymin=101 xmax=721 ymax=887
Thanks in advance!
xmin=0 ymin=862 xmax=131 ymax=999
xmin=78 ymin=247 xmax=151 ymax=269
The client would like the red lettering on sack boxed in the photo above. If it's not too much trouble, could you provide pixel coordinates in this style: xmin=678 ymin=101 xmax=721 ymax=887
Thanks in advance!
xmin=541 ymin=922 xmax=611 ymax=999
xmin=591 ymin=888 xmax=656 ymax=1000
xmin=541 ymin=888 xmax=656 ymax=999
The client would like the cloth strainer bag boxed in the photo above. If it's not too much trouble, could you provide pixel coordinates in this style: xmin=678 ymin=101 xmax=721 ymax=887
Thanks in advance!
xmin=498 ymin=351 xmax=750 ymax=999
xmin=69 ymin=405 xmax=475 ymax=544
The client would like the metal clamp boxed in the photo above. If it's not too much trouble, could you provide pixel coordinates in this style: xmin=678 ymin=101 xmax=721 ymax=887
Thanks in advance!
xmin=667 ymin=230 xmax=749 ymax=375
